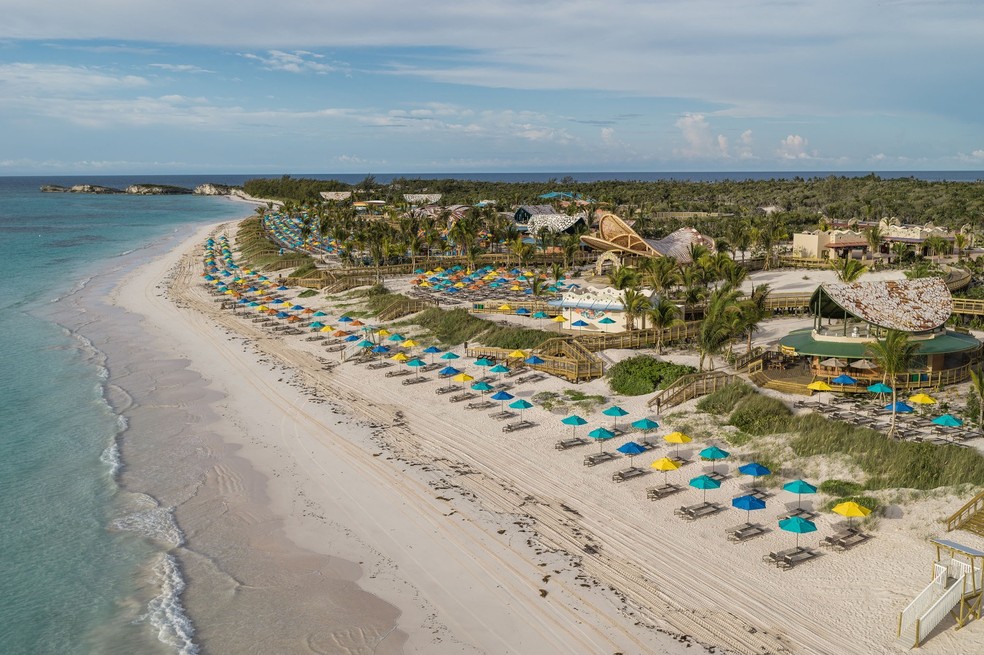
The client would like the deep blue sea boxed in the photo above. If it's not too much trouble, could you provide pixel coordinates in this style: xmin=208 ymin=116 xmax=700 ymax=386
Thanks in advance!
xmin=0 ymin=176 xmax=248 ymax=654
xmin=0 ymin=169 xmax=980 ymax=653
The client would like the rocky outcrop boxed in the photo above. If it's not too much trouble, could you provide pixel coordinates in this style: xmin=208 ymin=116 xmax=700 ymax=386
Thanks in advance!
xmin=40 ymin=185 xmax=69 ymax=193
xmin=69 ymin=184 xmax=123 ymax=194
xmin=125 ymin=184 xmax=192 ymax=195
xmin=193 ymin=183 xmax=236 ymax=196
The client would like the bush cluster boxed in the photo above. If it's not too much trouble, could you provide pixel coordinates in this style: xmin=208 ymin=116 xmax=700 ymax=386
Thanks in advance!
xmin=606 ymin=356 xmax=696 ymax=396
xmin=697 ymin=381 xmax=757 ymax=415
xmin=727 ymin=394 xmax=793 ymax=435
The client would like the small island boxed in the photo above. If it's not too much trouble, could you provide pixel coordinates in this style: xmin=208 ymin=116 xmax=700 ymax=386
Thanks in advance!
xmin=40 ymin=182 xmax=240 ymax=196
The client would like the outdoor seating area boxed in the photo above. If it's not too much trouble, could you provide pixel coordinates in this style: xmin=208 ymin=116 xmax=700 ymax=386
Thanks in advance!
xmin=820 ymin=528 xmax=872 ymax=551
xmin=647 ymin=483 xmax=684 ymax=500
xmin=583 ymin=451 xmax=619 ymax=467
xmin=726 ymin=522 xmax=769 ymax=542
xmin=503 ymin=419 xmax=536 ymax=433
xmin=763 ymin=546 xmax=822 ymax=570
xmin=675 ymin=501 xmax=725 ymax=521
xmin=612 ymin=467 xmax=649 ymax=483
xmin=814 ymin=395 xmax=980 ymax=444
xmin=555 ymin=437 xmax=590 ymax=450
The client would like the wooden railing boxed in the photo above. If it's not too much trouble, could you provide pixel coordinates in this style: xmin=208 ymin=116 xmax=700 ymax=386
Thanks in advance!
xmin=647 ymin=371 xmax=738 ymax=411
xmin=468 ymin=299 xmax=558 ymax=316
xmin=466 ymin=338 xmax=604 ymax=382
xmin=575 ymin=321 xmax=701 ymax=352
xmin=945 ymin=490 xmax=984 ymax=533
xmin=952 ymin=297 xmax=984 ymax=317
xmin=732 ymin=347 xmax=765 ymax=372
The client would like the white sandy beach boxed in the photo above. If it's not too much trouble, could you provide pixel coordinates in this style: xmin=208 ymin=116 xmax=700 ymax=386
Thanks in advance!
xmin=111 ymin=218 xmax=984 ymax=655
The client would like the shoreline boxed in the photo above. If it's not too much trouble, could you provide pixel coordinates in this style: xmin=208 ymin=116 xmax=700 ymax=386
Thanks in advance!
xmin=98 ymin=216 xmax=984 ymax=654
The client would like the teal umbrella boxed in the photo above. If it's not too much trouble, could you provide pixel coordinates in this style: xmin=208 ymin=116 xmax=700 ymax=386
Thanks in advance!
xmin=509 ymin=398 xmax=534 ymax=421
xmin=406 ymin=357 xmax=426 ymax=380
xmin=932 ymin=413 xmax=963 ymax=428
xmin=602 ymin=405 xmax=630 ymax=432
xmin=472 ymin=381 xmax=494 ymax=393
xmin=782 ymin=479 xmax=817 ymax=508
xmin=588 ymin=427 xmax=616 ymax=452
xmin=631 ymin=417 xmax=659 ymax=440
xmin=698 ymin=445 xmax=730 ymax=474
xmin=562 ymin=414 xmax=588 ymax=439
xmin=689 ymin=474 xmax=721 ymax=502
xmin=779 ymin=515 xmax=817 ymax=547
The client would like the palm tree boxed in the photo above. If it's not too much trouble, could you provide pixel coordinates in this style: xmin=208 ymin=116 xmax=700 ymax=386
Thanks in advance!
xmin=739 ymin=283 xmax=771 ymax=352
xmin=608 ymin=265 xmax=640 ymax=290
xmin=550 ymin=261 xmax=565 ymax=286
xmin=969 ymin=369 xmax=984 ymax=433
xmin=696 ymin=285 xmax=742 ymax=370
xmin=510 ymin=237 xmax=536 ymax=269
xmin=924 ymin=235 xmax=950 ymax=263
xmin=647 ymin=297 xmax=682 ymax=354
xmin=640 ymin=256 xmax=679 ymax=300
xmin=866 ymin=329 xmax=919 ymax=439
xmin=954 ymin=233 xmax=969 ymax=261
xmin=620 ymin=287 xmax=651 ymax=330
xmin=829 ymin=257 xmax=868 ymax=283
xmin=864 ymin=225 xmax=883 ymax=268
xmin=890 ymin=242 xmax=909 ymax=265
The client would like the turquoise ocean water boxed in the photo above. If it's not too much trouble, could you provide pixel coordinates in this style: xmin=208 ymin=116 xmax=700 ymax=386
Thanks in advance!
xmin=0 ymin=176 xmax=249 ymax=654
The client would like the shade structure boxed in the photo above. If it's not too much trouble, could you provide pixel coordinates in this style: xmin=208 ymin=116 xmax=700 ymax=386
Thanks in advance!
xmin=849 ymin=359 xmax=876 ymax=370
xmin=616 ymin=441 xmax=647 ymax=465
xmin=440 ymin=351 xmax=461 ymax=361
xmin=525 ymin=355 xmax=545 ymax=365
xmin=603 ymin=405 xmax=629 ymax=431
xmin=779 ymin=516 xmax=817 ymax=547
xmin=588 ymin=427 xmax=616 ymax=452
xmin=598 ymin=317 xmax=616 ymax=325
xmin=406 ymin=358 xmax=426 ymax=379
xmin=507 ymin=350 xmax=527 ymax=359
xmin=631 ymin=417 xmax=660 ymax=441
xmin=689 ymin=474 xmax=721 ymax=502
xmin=908 ymin=393 xmax=936 ymax=405
xmin=819 ymin=358 xmax=847 ymax=368
xmin=471 ymin=381 xmax=494 ymax=393
xmin=883 ymin=401 xmax=914 ymax=413
xmin=664 ymin=431 xmax=692 ymax=459
xmin=475 ymin=357 xmax=494 ymax=367
xmin=489 ymin=364 xmax=510 ymax=379
xmin=783 ymin=479 xmax=817 ymax=508
xmin=832 ymin=501 xmax=872 ymax=527
xmin=932 ymin=413 xmax=964 ymax=427
xmin=699 ymin=445 xmax=730 ymax=474
xmin=831 ymin=374 xmax=857 ymax=385
xmin=491 ymin=390 xmax=514 ymax=411
xmin=423 ymin=345 xmax=442 ymax=364
xmin=439 ymin=366 xmax=461 ymax=376
xmin=371 ymin=345 xmax=390 ymax=354
xmin=401 ymin=339 xmax=418 ymax=348
xmin=738 ymin=462 xmax=771 ymax=478
xmin=452 ymin=373 xmax=474 ymax=387
xmin=732 ymin=494 xmax=767 ymax=521
xmin=867 ymin=382 xmax=892 ymax=394
xmin=651 ymin=457 xmax=681 ymax=482
xmin=807 ymin=381 xmax=833 ymax=392
xmin=391 ymin=352 xmax=408 ymax=362
xmin=562 ymin=414 xmax=588 ymax=439
xmin=509 ymin=398 xmax=534 ymax=420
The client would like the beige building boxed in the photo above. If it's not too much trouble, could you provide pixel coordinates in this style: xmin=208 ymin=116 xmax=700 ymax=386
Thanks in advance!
xmin=792 ymin=219 xmax=954 ymax=259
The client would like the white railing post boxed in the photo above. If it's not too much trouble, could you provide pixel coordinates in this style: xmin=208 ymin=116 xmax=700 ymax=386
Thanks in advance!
xmin=915 ymin=574 xmax=966 ymax=646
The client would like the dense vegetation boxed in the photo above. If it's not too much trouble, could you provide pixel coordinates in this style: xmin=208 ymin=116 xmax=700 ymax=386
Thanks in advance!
xmin=606 ymin=356 xmax=696 ymax=396
xmin=236 ymin=218 xmax=313 ymax=269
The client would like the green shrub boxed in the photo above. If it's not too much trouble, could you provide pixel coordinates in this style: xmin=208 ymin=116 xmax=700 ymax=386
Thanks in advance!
xmin=297 ymin=289 xmax=317 ymax=298
xmin=697 ymin=381 xmax=757 ymax=415
xmin=728 ymin=394 xmax=793 ymax=435
xmin=725 ymin=431 xmax=753 ymax=446
xmin=408 ymin=308 xmax=552 ymax=349
xmin=606 ymin=356 xmax=696 ymax=396
xmin=819 ymin=480 xmax=864 ymax=497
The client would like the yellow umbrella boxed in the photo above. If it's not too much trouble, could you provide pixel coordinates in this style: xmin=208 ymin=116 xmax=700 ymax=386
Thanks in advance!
xmin=391 ymin=353 xmax=408 ymax=362
xmin=510 ymin=285 xmax=522 ymax=291
xmin=650 ymin=457 xmax=681 ymax=477
xmin=320 ymin=326 xmax=333 ymax=332
xmin=507 ymin=350 xmax=527 ymax=359
xmin=498 ymin=304 xmax=512 ymax=311
xmin=832 ymin=500 xmax=872 ymax=527
xmin=908 ymin=393 xmax=936 ymax=405
xmin=452 ymin=373 xmax=474 ymax=385
xmin=402 ymin=339 xmax=418 ymax=348
xmin=378 ymin=328 xmax=391 ymax=337
xmin=663 ymin=431 xmax=692 ymax=460
xmin=807 ymin=381 xmax=833 ymax=391
xmin=257 ymin=305 xmax=269 ymax=311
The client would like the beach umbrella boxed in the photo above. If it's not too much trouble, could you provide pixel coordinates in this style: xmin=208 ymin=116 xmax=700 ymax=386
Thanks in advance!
xmin=849 ymin=359 xmax=876 ymax=370
xmin=867 ymin=382 xmax=892 ymax=394
xmin=344 ymin=334 xmax=360 ymax=342
xmin=406 ymin=357 xmax=426 ymax=380
xmin=883 ymin=401 xmax=914 ymax=413
xmin=509 ymin=398 xmax=534 ymax=421
xmin=908 ymin=393 xmax=936 ymax=405
xmin=472 ymin=381 xmax=494 ymax=393
xmin=507 ymin=350 xmax=527 ymax=359
xmin=423 ymin=345 xmax=442 ymax=364
xmin=732 ymin=494 xmax=767 ymax=522
xmin=561 ymin=414 xmax=588 ymax=439
xmin=552 ymin=315 xmax=567 ymax=330
xmin=338 ymin=316 xmax=354 ymax=323
xmin=489 ymin=364 xmax=510 ymax=380
xmin=491 ymin=390 xmax=514 ymax=411
xmin=616 ymin=441 xmax=647 ymax=466
xmin=631 ymin=417 xmax=659 ymax=440
xmin=440 ymin=351 xmax=461 ymax=361
xmin=371 ymin=344 xmax=390 ymax=354
xmin=832 ymin=374 xmax=857 ymax=385
xmin=525 ymin=355 xmax=545 ymax=366
xmin=783 ymin=479 xmax=817 ymax=508
xmin=819 ymin=358 xmax=847 ymax=368
xmin=516 ymin=307 xmax=531 ymax=316
xmin=689 ymin=474 xmax=721 ymax=502
xmin=312 ymin=311 xmax=327 ymax=317
xmin=572 ymin=319 xmax=589 ymax=332
xmin=779 ymin=515 xmax=817 ymax=547
xmin=308 ymin=321 xmax=325 ymax=329
xmin=807 ymin=380 xmax=833 ymax=404
xmin=452 ymin=373 xmax=474 ymax=390
xmin=387 ymin=333 xmax=405 ymax=342
xmin=932 ymin=413 xmax=963 ymax=428
xmin=588 ymin=427 xmax=616 ymax=452
xmin=391 ymin=352 xmax=408 ymax=362
xmin=498 ymin=304 xmax=512 ymax=311
xmin=602 ymin=405 xmax=630 ymax=433
xmin=475 ymin=357 xmax=494 ymax=368
xmin=651 ymin=457 xmax=681 ymax=482
xmin=664 ymin=431 xmax=692 ymax=459
xmin=738 ymin=462 xmax=771 ymax=480
xmin=832 ymin=501 xmax=872 ymax=528
xmin=378 ymin=328 xmax=392 ymax=337
xmin=402 ymin=339 xmax=419 ymax=348
xmin=698 ymin=445 xmax=730 ymax=474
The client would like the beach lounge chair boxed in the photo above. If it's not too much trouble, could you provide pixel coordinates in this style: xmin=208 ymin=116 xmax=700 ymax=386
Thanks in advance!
xmin=385 ymin=369 xmax=411 ymax=378
xmin=488 ymin=410 xmax=517 ymax=421
xmin=465 ymin=400 xmax=496 ymax=411
xmin=675 ymin=501 xmax=723 ymax=520
xmin=555 ymin=437 xmax=589 ymax=450
xmin=505 ymin=366 xmax=527 ymax=378
xmin=647 ymin=483 xmax=683 ymax=500
xmin=704 ymin=470 xmax=729 ymax=482
xmin=612 ymin=467 xmax=648 ymax=483
xmin=324 ymin=344 xmax=346 ymax=353
xmin=778 ymin=548 xmax=821 ymax=570
xmin=502 ymin=420 xmax=535 ymax=433
xmin=739 ymin=486 xmax=772 ymax=500
xmin=778 ymin=507 xmax=818 ymax=522
xmin=450 ymin=392 xmax=477 ymax=403
xmin=830 ymin=530 xmax=872 ymax=551
xmin=419 ymin=363 xmax=442 ymax=373
xmin=583 ymin=451 xmax=618 ymax=467
xmin=435 ymin=386 xmax=455 ymax=395
xmin=726 ymin=523 xmax=768 ymax=542
xmin=401 ymin=377 xmax=429 ymax=385
xmin=763 ymin=546 xmax=803 ymax=566
xmin=367 ymin=361 xmax=393 ymax=370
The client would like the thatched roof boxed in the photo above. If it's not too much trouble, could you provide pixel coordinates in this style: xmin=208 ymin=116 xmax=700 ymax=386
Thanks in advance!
xmin=811 ymin=277 xmax=951 ymax=332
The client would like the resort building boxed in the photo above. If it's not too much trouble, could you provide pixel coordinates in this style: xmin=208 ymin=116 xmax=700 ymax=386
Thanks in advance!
xmin=792 ymin=219 xmax=955 ymax=259
xmin=580 ymin=212 xmax=716 ymax=273
xmin=513 ymin=205 xmax=557 ymax=225
xmin=526 ymin=213 xmax=588 ymax=236
xmin=777 ymin=277 xmax=980 ymax=388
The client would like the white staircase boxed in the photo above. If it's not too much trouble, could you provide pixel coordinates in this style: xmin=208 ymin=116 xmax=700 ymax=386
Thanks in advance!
xmin=897 ymin=560 xmax=972 ymax=648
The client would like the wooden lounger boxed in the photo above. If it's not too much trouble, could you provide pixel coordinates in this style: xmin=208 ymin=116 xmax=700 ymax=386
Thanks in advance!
xmin=727 ymin=523 xmax=768 ymax=542
xmin=450 ymin=392 xmax=477 ymax=403
xmin=465 ymin=400 xmax=496 ymax=411
xmin=435 ymin=386 xmax=456 ymax=395
xmin=555 ymin=437 xmax=589 ymax=450
xmin=647 ymin=483 xmax=683 ymax=500
xmin=675 ymin=501 xmax=723 ymax=520
xmin=367 ymin=361 xmax=393 ymax=370
xmin=324 ymin=344 xmax=346 ymax=352
xmin=401 ymin=376 xmax=429 ymax=385
xmin=502 ymin=420 xmax=535 ymax=433
xmin=778 ymin=508 xmax=818 ymax=522
xmin=778 ymin=548 xmax=821 ymax=570
xmin=583 ymin=451 xmax=617 ymax=467
xmin=832 ymin=531 xmax=872 ymax=551
xmin=612 ymin=467 xmax=648 ymax=483
xmin=488 ymin=410 xmax=517 ymax=421
xmin=385 ymin=369 xmax=411 ymax=378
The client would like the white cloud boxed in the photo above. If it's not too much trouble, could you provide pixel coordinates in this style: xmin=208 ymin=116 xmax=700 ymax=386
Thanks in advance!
xmin=674 ymin=113 xmax=729 ymax=158
xmin=736 ymin=129 xmax=754 ymax=159
xmin=240 ymin=50 xmax=336 ymax=74
xmin=777 ymin=134 xmax=811 ymax=159
xmin=0 ymin=63 xmax=147 ymax=95
xmin=601 ymin=127 xmax=615 ymax=145
xmin=149 ymin=63 xmax=213 ymax=74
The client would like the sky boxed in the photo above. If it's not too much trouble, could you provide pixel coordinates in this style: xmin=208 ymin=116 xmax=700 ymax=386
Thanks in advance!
xmin=1 ymin=0 xmax=983 ymax=175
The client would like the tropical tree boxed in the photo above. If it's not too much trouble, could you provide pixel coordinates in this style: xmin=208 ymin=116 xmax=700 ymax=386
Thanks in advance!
xmin=550 ymin=261 xmax=565 ymax=286
xmin=739 ymin=283 xmax=771 ymax=352
xmin=608 ymin=265 xmax=641 ymax=290
xmin=696 ymin=285 xmax=742 ymax=370
xmin=647 ymin=297 xmax=682 ymax=354
xmin=639 ymin=256 xmax=679 ymax=300
xmin=866 ymin=329 xmax=919 ymax=439
xmin=953 ymin=232 xmax=969 ymax=261
xmin=829 ymin=257 xmax=868 ymax=283
xmin=510 ymin=237 xmax=536 ymax=269
xmin=752 ymin=213 xmax=787 ymax=270
xmin=620 ymin=287 xmax=651 ymax=330
xmin=924 ymin=235 xmax=950 ymax=263
xmin=864 ymin=225 xmax=883 ymax=268
xmin=969 ymin=369 xmax=984 ymax=433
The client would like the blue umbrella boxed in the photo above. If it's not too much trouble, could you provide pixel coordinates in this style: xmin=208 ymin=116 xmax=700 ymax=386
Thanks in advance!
xmin=371 ymin=345 xmax=390 ymax=354
xmin=344 ymin=335 xmax=360 ymax=342
xmin=738 ymin=462 xmax=771 ymax=478
xmin=783 ymin=479 xmax=817 ymax=508
xmin=516 ymin=307 xmax=531 ymax=316
xmin=338 ymin=315 xmax=353 ymax=323
xmin=491 ymin=390 xmax=514 ymax=411
xmin=422 ymin=345 xmax=442 ymax=364
xmin=616 ymin=441 xmax=647 ymax=466
xmin=779 ymin=515 xmax=817 ymax=547
xmin=689 ymin=474 xmax=721 ymax=502
xmin=439 ymin=366 xmax=461 ymax=376
xmin=732 ymin=494 xmax=767 ymax=521
xmin=883 ymin=401 xmax=914 ymax=413
xmin=588 ymin=427 xmax=616 ymax=452
xmin=832 ymin=374 xmax=857 ymax=385
xmin=561 ymin=414 xmax=588 ymax=439
xmin=525 ymin=355 xmax=545 ymax=365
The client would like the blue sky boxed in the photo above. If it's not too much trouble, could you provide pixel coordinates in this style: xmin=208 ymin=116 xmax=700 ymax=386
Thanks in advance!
xmin=1 ymin=0 xmax=982 ymax=174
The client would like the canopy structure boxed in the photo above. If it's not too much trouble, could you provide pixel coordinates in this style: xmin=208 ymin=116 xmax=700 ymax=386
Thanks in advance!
xmin=580 ymin=213 xmax=715 ymax=264
xmin=808 ymin=278 xmax=951 ymax=332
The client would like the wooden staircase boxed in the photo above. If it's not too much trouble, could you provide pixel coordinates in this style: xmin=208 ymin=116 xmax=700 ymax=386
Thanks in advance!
xmin=647 ymin=371 xmax=739 ymax=412
xmin=376 ymin=297 xmax=437 ymax=321
xmin=946 ymin=490 xmax=984 ymax=538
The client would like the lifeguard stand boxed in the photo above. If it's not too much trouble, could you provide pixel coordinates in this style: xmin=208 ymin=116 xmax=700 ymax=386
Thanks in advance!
xmin=896 ymin=538 xmax=983 ymax=648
